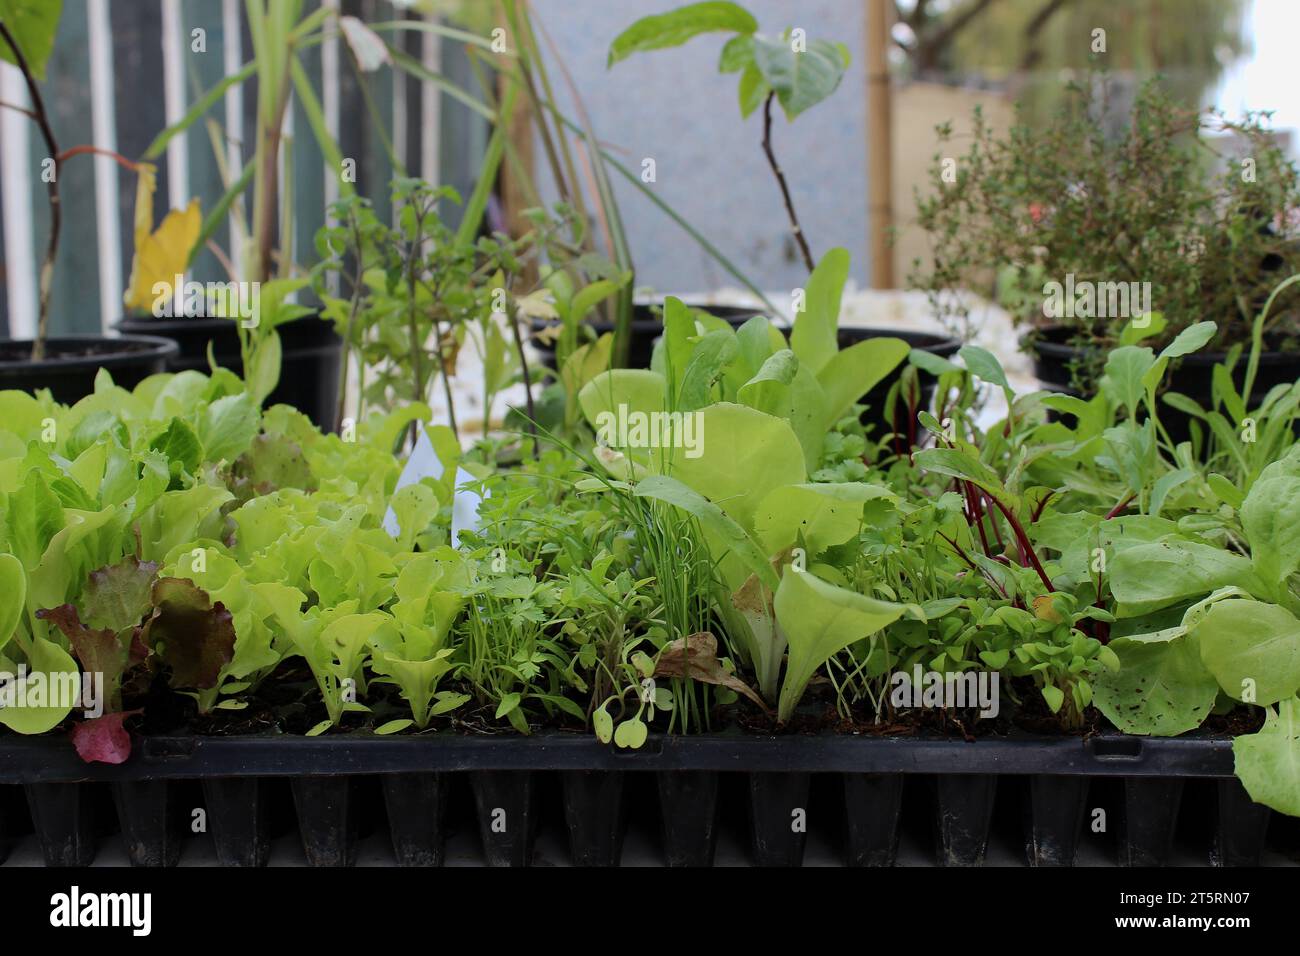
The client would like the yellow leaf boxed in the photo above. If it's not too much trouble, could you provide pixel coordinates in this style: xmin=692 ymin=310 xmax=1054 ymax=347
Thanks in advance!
xmin=124 ymin=165 xmax=201 ymax=314
xmin=1032 ymin=594 xmax=1064 ymax=624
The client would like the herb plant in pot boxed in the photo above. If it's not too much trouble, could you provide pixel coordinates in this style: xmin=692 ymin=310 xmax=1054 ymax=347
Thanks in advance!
xmin=0 ymin=11 xmax=177 ymax=402
xmin=115 ymin=1 xmax=347 ymax=428
xmin=607 ymin=2 xmax=960 ymax=442
xmin=912 ymin=76 xmax=1300 ymax=439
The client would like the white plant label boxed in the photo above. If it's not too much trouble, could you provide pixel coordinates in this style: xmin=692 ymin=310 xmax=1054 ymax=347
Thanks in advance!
xmin=382 ymin=424 xmax=485 ymax=548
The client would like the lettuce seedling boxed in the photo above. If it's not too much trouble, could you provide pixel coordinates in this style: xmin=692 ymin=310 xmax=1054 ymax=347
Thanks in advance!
xmin=367 ymin=550 xmax=474 ymax=731
xmin=257 ymin=583 xmax=387 ymax=735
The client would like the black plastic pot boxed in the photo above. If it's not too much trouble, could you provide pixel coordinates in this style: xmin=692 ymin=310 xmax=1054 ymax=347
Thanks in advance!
xmin=0 ymin=335 xmax=178 ymax=405
xmin=842 ymin=773 xmax=905 ymax=866
xmin=0 ymin=785 xmax=22 ymax=864
xmin=933 ymin=774 xmax=997 ymax=866
xmin=748 ymin=771 xmax=810 ymax=867
xmin=1023 ymin=775 xmax=1089 ymax=866
xmin=112 ymin=779 xmax=181 ymax=867
xmin=1028 ymin=325 xmax=1300 ymax=442
xmin=1214 ymin=777 xmax=1271 ymax=867
xmin=470 ymin=770 xmax=535 ymax=867
xmin=838 ymin=327 xmax=963 ymax=447
xmin=531 ymin=303 xmax=767 ymax=371
xmin=25 ymin=782 xmax=97 ymax=866
xmin=656 ymin=770 xmax=719 ymax=867
xmin=0 ymin=731 xmax=1277 ymax=867
xmin=561 ymin=770 xmax=626 ymax=866
xmin=382 ymin=772 xmax=449 ymax=867
xmin=202 ymin=776 xmax=270 ymax=867
xmin=116 ymin=315 xmax=342 ymax=430
xmin=1119 ymin=777 xmax=1184 ymax=866
xmin=290 ymin=776 xmax=357 ymax=867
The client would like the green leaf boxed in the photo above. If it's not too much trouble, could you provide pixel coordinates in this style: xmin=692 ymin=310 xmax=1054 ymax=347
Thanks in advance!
xmin=750 ymin=34 xmax=849 ymax=119
xmin=199 ymin=393 xmax=260 ymax=463
xmin=774 ymin=569 xmax=906 ymax=723
xmin=737 ymin=348 xmax=798 ymax=412
xmin=1148 ymin=467 xmax=1193 ymax=519
xmin=0 ymin=0 xmax=62 ymax=80
xmin=718 ymin=33 xmax=754 ymax=71
xmin=1110 ymin=540 xmax=1264 ymax=617
xmin=1119 ymin=312 xmax=1168 ymax=346
xmin=816 ymin=337 xmax=910 ymax=426
xmin=244 ymin=331 xmax=282 ymax=406
xmin=912 ymin=447 xmax=1011 ymax=509
xmin=495 ymin=692 xmax=521 ymax=720
xmin=5 ymin=469 xmax=63 ymax=570
xmin=1240 ymin=476 xmax=1300 ymax=592
xmin=390 ymin=482 xmax=438 ymax=553
xmin=0 ymin=553 xmax=24 ymax=654
xmin=1158 ymin=321 xmax=1217 ymax=361
xmin=665 ymin=403 xmax=806 ymax=530
xmin=1232 ymin=699 xmax=1300 ymax=816
xmin=634 ymin=474 xmax=777 ymax=591
xmin=790 ymin=247 xmax=848 ymax=374
xmin=1103 ymin=346 xmax=1155 ymax=414
xmin=737 ymin=62 xmax=767 ymax=117
xmin=28 ymin=507 xmax=118 ymax=616
xmin=580 ymin=369 xmax=667 ymax=426
xmin=1194 ymin=600 xmax=1300 ymax=705
xmin=593 ymin=705 xmax=614 ymax=743
xmin=753 ymin=482 xmax=895 ymax=556
xmin=149 ymin=418 xmax=202 ymax=475
xmin=959 ymin=345 xmax=1010 ymax=393
xmin=607 ymin=2 xmax=757 ymax=65
xmin=0 ymin=635 xmax=77 ymax=734
xmin=613 ymin=717 xmax=649 ymax=749
xmin=571 ymin=278 xmax=628 ymax=326
xmin=1213 ymin=364 xmax=1247 ymax=424
xmin=676 ymin=329 xmax=739 ymax=411
xmin=909 ymin=349 xmax=961 ymax=376
xmin=1091 ymin=637 xmax=1219 ymax=736
xmin=373 ymin=718 xmax=414 ymax=735
xmin=1041 ymin=684 xmax=1064 ymax=713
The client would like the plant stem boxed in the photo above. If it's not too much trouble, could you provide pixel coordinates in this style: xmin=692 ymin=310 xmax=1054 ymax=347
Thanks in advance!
xmin=335 ymin=214 xmax=366 ymax=434
xmin=252 ymin=68 xmax=293 ymax=283
xmin=963 ymin=480 xmax=993 ymax=556
xmin=0 ymin=20 xmax=60 ymax=361
xmin=983 ymin=490 xmax=1006 ymax=551
xmin=431 ymin=316 xmax=459 ymax=440
xmin=405 ymin=267 xmax=425 ymax=448
xmin=761 ymin=92 xmax=814 ymax=273
xmin=1105 ymin=492 xmax=1136 ymax=519
xmin=988 ymin=497 xmax=1055 ymax=593
xmin=505 ymin=298 xmax=539 ymax=458
xmin=54 ymin=144 xmax=140 ymax=171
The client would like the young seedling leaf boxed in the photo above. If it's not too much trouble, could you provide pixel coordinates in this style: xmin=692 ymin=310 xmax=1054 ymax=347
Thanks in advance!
xmin=1232 ymin=699 xmax=1300 ymax=816
xmin=607 ymin=1 xmax=757 ymax=65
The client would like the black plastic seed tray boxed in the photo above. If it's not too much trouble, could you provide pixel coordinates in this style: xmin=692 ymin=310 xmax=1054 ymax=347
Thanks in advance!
xmin=0 ymin=731 xmax=1273 ymax=869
